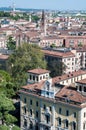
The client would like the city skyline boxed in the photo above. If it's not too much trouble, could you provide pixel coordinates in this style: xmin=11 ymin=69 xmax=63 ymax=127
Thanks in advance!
xmin=0 ymin=0 xmax=86 ymax=10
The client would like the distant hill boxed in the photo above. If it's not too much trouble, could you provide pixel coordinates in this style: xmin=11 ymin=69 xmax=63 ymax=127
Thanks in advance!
xmin=0 ymin=7 xmax=43 ymax=12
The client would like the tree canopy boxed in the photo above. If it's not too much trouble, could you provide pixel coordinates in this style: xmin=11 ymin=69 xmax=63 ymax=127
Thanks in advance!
xmin=47 ymin=59 xmax=66 ymax=77
xmin=0 ymin=70 xmax=15 ymax=98
xmin=12 ymin=125 xmax=20 ymax=130
xmin=0 ymin=93 xmax=17 ymax=125
xmin=0 ymin=125 xmax=9 ymax=130
xmin=6 ymin=36 xmax=16 ymax=50
xmin=8 ymin=44 xmax=46 ymax=89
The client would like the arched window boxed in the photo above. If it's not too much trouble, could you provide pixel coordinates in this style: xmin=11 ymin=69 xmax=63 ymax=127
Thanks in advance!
xmin=72 ymin=122 xmax=76 ymax=130
xmin=24 ymin=98 xmax=26 ymax=103
xmin=84 ymin=87 xmax=86 ymax=92
xmin=79 ymin=86 xmax=82 ymax=91
xmin=30 ymin=109 xmax=32 ymax=116
xmin=45 ymin=114 xmax=50 ymax=124
xmin=58 ymin=117 xmax=61 ymax=126
xmin=65 ymin=120 xmax=68 ymax=128
xmin=24 ymin=107 xmax=26 ymax=114
xmin=24 ymin=119 xmax=27 ymax=127
xmin=30 ymin=121 xmax=33 ymax=129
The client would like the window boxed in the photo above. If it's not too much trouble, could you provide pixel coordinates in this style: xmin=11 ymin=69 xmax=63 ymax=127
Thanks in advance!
xmin=24 ymin=119 xmax=27 ymax=127
xmin=65 ymin=120 xmax=68 ymax=128
xmin=66 ymin=110 xmax=69 ymax=116
xmin=24 ymin=98 xmax=26 ymax=103
xmin=84 ymin=87 xmax=86 ymax=92
xmin=74 ymin=112 xmax=76 ymax=118
xmin=44 ymin=104 xmax=46 ymax=110
xmin=36 ymin=101 xmax=38 ymax=107
xmin=30 ymin=121 xmax=33 ymax=129
xmin=58 ymin=118 xmax=61 ymax=126
xmin=24 ymin=107 xmax=26 ymax=114
xmin=46 ymin=114 xmax=50 ymax=124
xmin=29 ymin=75 xmax=31 ymax=80
xmin=36 ymin=111 xmax=38 ymax=118
xmin=30 ymin=99 xmax=32 ymax=105
xmin=47 ymin=91 xmax=49 ymax=96
xmin=40 ymin=76 xmax=42 ymax=80
xmin=30 ymin=109 xmax=32 ymax=116
xmin=36 ymin=76 xmax=38 ymax=81
xmin=72 ymin=122 xmax=76 ymax=130
xmin=50 ymin=106 xmax=52 ymax=111
xmin=43 ymin=75 xmax=45 ymax=79
xmin=79 ymin=86 xmax=82 ymax=91
xmin=33 ymin=75 xmax=35 ymax=80
xmin=84 ymin=112 xmax=86 ymax=117
xmin=59 ymin=108 xmax=62 ymax=114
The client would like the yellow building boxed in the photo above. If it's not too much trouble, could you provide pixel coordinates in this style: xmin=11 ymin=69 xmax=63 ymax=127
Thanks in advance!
xmin=19 ymin=68 xmax=86 ymax=130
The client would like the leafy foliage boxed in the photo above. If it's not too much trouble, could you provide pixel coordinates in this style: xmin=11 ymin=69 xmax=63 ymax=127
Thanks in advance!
xmin=0 ymin=11 xmax=10 ymax=17
xmin=47 ymin=60 xmax=66 ymax=77
xmin=0 ymin=93 xmax=16 ymax=125
xmin=8 ymin=44 xmax=46 ymax=89
xmin=6 ymin=36 xmax=16 ymax=50
xmin=32 ymin=15 xmax=40 ymax=22
xmin=12 ymin=125 xmax=20 ymax=130
xmin=0 ymin=125 xmax=9 ymax=130
xmin=0 ymin=70 xmax=15 ymax=98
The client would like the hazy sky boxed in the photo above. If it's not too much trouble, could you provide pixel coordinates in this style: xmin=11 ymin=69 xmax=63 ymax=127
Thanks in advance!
xmin=0 ymin=0 xmax=86 ymax=10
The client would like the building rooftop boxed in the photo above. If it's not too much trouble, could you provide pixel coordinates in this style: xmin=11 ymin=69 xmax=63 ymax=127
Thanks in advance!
xmin=43 ymin=50 xmax=75 ymax=58
xmin=52 ymin=70 xmax=86 ymax=84
xmin=76 ymin=78 xmax=86 ymax=84
xmin=27 ymin=68 xmax=50 ymax=75
xmin=0 ymin=54 xmax=9 ymax=60
xmin=55 ymin=85 xmax=86 ymax=104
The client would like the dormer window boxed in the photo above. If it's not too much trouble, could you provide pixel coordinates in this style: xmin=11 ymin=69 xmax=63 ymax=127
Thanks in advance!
xmin=47 ymin=85 xmax=49 ymax=91
xmin=30 ymin=75 xmax=31 ymax=80
xmin=40 ymin=76 xmax=42 ymax=80
xmin=46 ymin=81 xmax=50 ymax=90
xmin=43 ymin=75 xmax=45 ymax=79
xmin=33 ymin=75 xmax=35 ymax=80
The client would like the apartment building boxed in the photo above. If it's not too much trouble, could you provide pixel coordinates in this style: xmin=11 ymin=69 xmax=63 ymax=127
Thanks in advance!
xmin=19 ymin=68 xmax=86 ymax=130
xmin=43 ymin=48 xmax=86 ymax=74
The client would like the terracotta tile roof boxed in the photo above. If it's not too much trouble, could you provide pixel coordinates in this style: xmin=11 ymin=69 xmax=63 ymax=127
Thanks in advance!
xmin=0 ymin=54 xmax=9 ymax=60
xmin=76 ymin=78 xmax=86 ymax=84
xmin=52 ymin=70 xmax=86 ymax=84
xmin=22 ymin=80 xmax=45 ymax=90
xmin=55 ymin=86 xmax=86 ymax=103
xmin=43 ymin=50 xmax=75 ymax=58
xmin=27 ymin=68 xmax=50 ymax=75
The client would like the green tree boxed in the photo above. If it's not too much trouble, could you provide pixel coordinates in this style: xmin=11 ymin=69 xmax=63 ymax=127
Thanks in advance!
xmin=12 ymin=125 xmax=20 ymax=130
xmin=0 ymin=93 xmax=17 ymax=125
xmin=0 ymin=70 xmax=15 ymax=98
xmin=8 ymin=44 xmax=46 ymax=89
xmin=47 ymin=60 xmax=66 ymax=77
xmin=50 ymin=43 xmax=56 ymax=48
xmin=32 ymin=15 xmax=40 ymax=22
xmin=0 ymin=125 xmax=9 ymax=130
xmin=7 ymin=36 xmax=16 ymax=50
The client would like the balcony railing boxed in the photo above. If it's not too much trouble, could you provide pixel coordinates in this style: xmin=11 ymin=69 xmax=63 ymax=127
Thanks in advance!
xmin=57 ymin=126 xmax=68 ymax=130
xmin=40 ymin=121 xmax=52 ymax=127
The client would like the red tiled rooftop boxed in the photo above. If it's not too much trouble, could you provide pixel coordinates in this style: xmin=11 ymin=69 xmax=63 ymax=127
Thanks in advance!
xmin=55 ymin=86 xmax=86 ymax=103
xmin=0 ymin=54 xmax=9 ymax=60
xmin=22 ymin=80 xmax=45 ymax=90
xmin=52 ymin=70 xmax=86 ymax=84
xmin=43 ymin=50 xmax=75 ymax=58
xmin=27 ymin=68 xmax=50 ymax=75
xmin=76 ymin=78 xmax=86 ymax=84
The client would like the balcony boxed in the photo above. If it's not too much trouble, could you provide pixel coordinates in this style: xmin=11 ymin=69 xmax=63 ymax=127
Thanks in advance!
xmin=22 ymin=114 xmax=28 ymax=119
xmin=57 ymin=126 xmax=68 ymax=130
xmin=40 ymin=121 xmax=52 ymax=127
